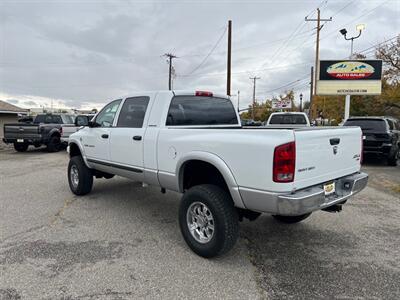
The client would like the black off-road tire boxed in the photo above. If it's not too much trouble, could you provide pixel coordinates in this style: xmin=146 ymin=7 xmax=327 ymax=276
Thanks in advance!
xmin=47 ymin=135 xmax=61 ymax=152
xmin=387 ymin=147 xmax=399 ymax=166
xmin=13 ymin=143 xmax=28 ymax=152
xmin=68 ymin=156 xmax=93 ymax=196
xmin=179 ymin=184 xmax=239 ymax=258
xmin=272 ymin=213 xmax=312 ymax=224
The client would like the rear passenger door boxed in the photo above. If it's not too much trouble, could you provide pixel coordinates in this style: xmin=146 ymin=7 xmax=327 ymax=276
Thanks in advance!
xmin=109 ymin=96 xmax=150 ymax=179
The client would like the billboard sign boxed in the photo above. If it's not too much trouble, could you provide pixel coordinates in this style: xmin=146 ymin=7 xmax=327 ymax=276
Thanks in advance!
xmin=271 ymin=99 xmax=292 ymax=109
xmin=317 ymin=60 xmax=382 ymax=95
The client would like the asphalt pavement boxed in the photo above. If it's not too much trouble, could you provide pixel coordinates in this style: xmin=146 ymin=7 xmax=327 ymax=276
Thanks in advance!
xmin=0 ymin=148 xmax=399 ymax=299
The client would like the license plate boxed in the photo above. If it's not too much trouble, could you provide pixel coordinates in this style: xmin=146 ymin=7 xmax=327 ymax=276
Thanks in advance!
xmin=17 ymin=139 xmax=24 ymax=143
xmin=324 ymin=182 xmax=335 ymax=195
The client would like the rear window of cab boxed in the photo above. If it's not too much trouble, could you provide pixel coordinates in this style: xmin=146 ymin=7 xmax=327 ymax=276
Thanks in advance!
xmin=166 ymin=96 xmax=238 ymax=126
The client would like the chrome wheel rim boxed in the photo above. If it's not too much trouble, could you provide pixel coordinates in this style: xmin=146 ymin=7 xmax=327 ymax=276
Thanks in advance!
xmin=186 ymin=202 xmax=215 ymax=244
xmin=70 ymin=165 xmax=79 ymax=188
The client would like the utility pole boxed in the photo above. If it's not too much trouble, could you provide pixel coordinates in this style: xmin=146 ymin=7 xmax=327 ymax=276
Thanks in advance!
xmin=163 ymin=53 xmax=177 ymax=90
xmin=309 ymin=66 xmax=314 ymax=117
xmin=305 ymin=9 xmax=332 ymax=110
xmin=227 ymin=20 xmax=232 ymax=96
xmin=250 ymin=76 xmax=260 ymax=120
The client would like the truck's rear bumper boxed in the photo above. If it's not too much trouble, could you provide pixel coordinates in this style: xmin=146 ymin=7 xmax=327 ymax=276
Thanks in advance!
xmin=2 ymin=137 xmax=43 ymax=145
xmin=239 ymin=172 xmax=368 ymax=216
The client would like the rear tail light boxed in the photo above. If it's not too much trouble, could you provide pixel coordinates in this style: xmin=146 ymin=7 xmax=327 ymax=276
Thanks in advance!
xmin=195 ymin=91 xmax=213 ymax=97
xmin=273 ymin=142 xmax=296 ymax=183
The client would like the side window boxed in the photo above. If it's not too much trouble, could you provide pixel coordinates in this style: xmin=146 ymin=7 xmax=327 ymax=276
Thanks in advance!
xmin=95 ymin=99 xmax=122 ymax=127
xmin=52 ymin=115 xmax=63 ymax=124
xmin=117 ymin=97 xmax=150 ymax=128
xmin=34 ymin=115 xmax=45 ymax=124
xmin=44 ymin=115 xmax=53 ymax=124
xmin=166 ymin=96 xmax=238 ymax=126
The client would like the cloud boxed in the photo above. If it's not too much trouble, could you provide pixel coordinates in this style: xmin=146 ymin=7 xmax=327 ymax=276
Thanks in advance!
xmin=0 ymin=0 xmax=398 ymax=110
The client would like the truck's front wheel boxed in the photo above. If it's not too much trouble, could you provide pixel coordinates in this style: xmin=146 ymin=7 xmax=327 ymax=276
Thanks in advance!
xmin=272 ymin=213 xmax=311 ymax=224
xmin=68 ymin=156 xmax=93 ymax=195
xmin=179 ymin=184 xmax=239 ymax=258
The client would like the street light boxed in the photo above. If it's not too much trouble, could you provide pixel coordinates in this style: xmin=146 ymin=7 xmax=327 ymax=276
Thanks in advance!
xmin=299 ymin=93 xmax=303 ymax=112
xmin=339 ymin=24 xmax=365 ymax=57
xmin=339 ymin=24 xmax=365 ymax=122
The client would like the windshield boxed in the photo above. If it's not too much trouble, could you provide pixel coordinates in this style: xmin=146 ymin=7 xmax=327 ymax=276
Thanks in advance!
xmin=269 ymin=114 xmax=307 ymax=125
xmin=344 ymin=119 xmax=387 ymax=131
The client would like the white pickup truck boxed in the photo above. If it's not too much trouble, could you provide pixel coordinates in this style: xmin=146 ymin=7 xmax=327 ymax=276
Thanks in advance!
xmin=266 ymin=112 xmax=311 ymax=127
xmin=67 ymin=90 xmax=368 ymax=258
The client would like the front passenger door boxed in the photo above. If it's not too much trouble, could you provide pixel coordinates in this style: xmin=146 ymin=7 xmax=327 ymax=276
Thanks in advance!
xmin=84 ymin=99 xmax=121 ymax=161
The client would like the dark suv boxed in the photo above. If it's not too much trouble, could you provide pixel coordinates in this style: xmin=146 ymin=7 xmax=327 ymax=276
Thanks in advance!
xmin=344 ymin=117 xmax=400 ymax=166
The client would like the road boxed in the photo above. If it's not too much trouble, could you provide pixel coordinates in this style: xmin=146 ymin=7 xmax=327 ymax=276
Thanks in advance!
xmin=0 ymin=148 xmax=399 ymax=299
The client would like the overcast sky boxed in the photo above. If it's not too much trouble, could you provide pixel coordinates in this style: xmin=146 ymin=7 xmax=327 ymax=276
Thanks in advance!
xmin=0 ymin=0 xmax=399 ymax=110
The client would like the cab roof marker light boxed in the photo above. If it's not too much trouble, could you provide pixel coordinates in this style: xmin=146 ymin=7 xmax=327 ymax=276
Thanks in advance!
xmin=195 ymin=91 xmax=213 ymax=97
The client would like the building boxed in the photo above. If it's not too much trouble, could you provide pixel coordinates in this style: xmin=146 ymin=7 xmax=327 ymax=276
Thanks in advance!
xmin=0 ymin=100 xmax=28 ymax=138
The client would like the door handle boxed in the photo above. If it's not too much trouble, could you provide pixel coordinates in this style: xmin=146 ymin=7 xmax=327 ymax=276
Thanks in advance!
xmin=101 ymin=134 xmax=109 ymax=139
xmin=330 ymin=138 xmax=340 ymax=145
xmin=133 ymin=135 xmax=142 ymax=141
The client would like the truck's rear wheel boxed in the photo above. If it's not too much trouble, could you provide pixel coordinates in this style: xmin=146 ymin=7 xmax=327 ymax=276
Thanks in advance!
xmin=179 ymin=184 xmax=239 ymax=258
xmin=272 ymin=213 xmax=311 ymax=224
xmin=47 ymin=135 xmax=61 ymax=152
xmin=13 ymin=143 xmax=28 ymax=152
xmin=68 ymin=156 xmax=93 ymax=195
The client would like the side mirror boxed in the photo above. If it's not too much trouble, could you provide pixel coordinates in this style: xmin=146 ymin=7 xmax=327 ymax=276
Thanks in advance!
xmin=75 ymin=115 xmax=89 ymax=127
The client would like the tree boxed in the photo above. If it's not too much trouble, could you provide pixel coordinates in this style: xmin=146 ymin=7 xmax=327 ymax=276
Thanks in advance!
xmin=376 ymin=36 xmax=400 ymax=83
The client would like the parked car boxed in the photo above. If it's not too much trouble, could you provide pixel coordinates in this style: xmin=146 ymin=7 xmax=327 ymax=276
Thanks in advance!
xmin=266 ymin=112 xmax=311 ymax=127
xmin=67 ymin=90 xmax=368 ymax=258
xmin=343 ymin=116 xmax=400 ymax=166
xmin=3 ymin=113 xmax=75 ymax=152
xmin=241 ymin=119 xmax=262 ymax=126
xmin=61 ymin=114 xmax=94 ymax=144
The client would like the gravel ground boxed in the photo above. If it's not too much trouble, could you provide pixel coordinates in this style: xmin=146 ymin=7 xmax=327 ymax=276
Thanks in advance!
xmin=0 ymin=147 xmax=399 ymax=299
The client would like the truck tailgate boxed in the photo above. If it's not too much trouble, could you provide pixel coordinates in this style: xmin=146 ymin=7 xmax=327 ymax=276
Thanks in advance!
xmin=4 ymin=124 xmax=40 ymax=138
xmin=294 ymin=127 xmax=362 ymax=190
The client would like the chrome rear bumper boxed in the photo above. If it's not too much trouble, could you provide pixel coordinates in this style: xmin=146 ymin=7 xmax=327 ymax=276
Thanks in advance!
xmin=240 ymin=172 xmax=368 ymax=216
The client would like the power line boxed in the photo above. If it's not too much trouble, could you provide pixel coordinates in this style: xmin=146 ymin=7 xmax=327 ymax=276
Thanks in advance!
xmin=258 ymin=75 xmax=309 ymax=94
xmin=330 ymin=0 xmax=355 ymax=18
xmin=177 ymin=62 xmax=311 ymax=78
xmin=181 ymin=26 xmax=227 ymax=76
xmin=357 ymin=35 xmax=399 ymax=54
xmin=256 ymin=0 xmax=330 ymax=71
